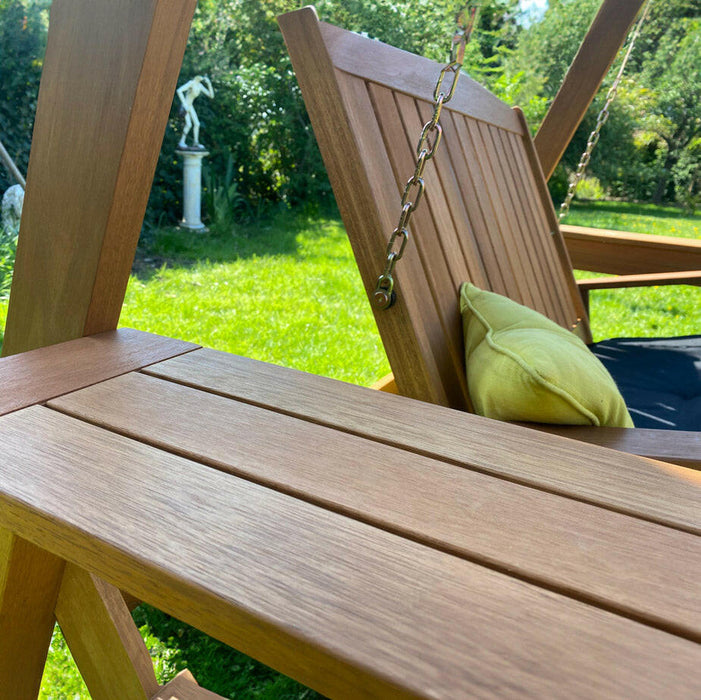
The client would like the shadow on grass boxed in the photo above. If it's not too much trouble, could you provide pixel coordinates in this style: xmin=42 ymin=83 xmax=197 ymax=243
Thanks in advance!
xmin=569 ymin=199 xmax=697 ymax=221
xmin=133 ymin=204 xmax=340 ymax=281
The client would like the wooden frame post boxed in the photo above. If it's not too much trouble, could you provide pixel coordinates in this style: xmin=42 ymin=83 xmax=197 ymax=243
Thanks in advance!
xmin=534 ymin=0 xmax=645 ymax=181
xmin=2 ymin=0 xmax=197 ymax=357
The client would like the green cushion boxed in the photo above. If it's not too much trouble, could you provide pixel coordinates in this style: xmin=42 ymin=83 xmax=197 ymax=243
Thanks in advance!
xmin=459 ymin=283 xmax=634 ymax=427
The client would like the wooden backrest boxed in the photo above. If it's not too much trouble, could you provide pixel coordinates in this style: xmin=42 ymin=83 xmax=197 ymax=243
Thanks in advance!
xmin=2 ymin=0 xmax=196 ymax=357
xmin=279 ymin=7 xmax=590 ymax=411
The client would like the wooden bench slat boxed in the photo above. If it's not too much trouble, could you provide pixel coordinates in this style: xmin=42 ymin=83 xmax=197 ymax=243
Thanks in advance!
xmin=143 ymin=349 xmax=701 ymax=531
xmin=0 ymin=329 xmax=198 ymax=416
xmin=1 ymin=405 xmax=699 ymax=699
xmin=49 ymin=371 xmax=701 ymax=638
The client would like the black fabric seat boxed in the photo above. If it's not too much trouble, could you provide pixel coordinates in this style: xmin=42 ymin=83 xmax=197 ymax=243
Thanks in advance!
xmin=590 ymin=336 xmax=701 ymax=430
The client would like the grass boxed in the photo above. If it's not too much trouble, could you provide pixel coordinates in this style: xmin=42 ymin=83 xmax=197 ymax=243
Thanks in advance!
xmin=563 ymin=201 xmax=701 ymax=340
xmin=0 ymin=199 xmax=698 ymax=698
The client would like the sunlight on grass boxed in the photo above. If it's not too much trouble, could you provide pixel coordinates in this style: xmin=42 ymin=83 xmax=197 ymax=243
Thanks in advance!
xmin=0 ymin=200 xmax=697 ymax=699
xmin=565 ymin=202 xmax=701 ymax=341
xmin=121 ymin=212 xmax=390 ymax=386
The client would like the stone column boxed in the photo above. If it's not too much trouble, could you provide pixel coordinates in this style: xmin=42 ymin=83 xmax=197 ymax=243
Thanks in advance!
xmin=176 ymin=149 xmax=209 ymax=230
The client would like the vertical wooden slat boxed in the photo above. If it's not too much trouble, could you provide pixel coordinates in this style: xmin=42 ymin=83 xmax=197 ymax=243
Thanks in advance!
xmin=451 ymin=114 xmax=517 ymax=299
xmin=492 ymin=127 xmax=569 ymax=325
xmin=469 ymin=120 xmax=536 ymax=308
xmin=514 ymin=108 xmax=592 ymax=341
xmin=483 ymin=123 xmax=553 ymax=317
xmin=367 ymin=82 xmax=469 ymax=405
xmin=2 ymin=0 xmax=197 ymax=357
xmin=412 ymin=100 xmax=489 ymax=289
xmin=503 ymin=131 xmax=577 ymax=326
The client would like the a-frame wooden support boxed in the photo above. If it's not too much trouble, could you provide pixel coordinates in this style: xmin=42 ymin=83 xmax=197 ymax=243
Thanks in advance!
xmin=534 ymin=0 xmax=645 ymax=180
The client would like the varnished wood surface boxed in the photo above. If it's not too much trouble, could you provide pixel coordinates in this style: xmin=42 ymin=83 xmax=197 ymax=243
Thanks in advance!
xmin=2 ymin=0 xmax=197 ymax=355
xmin=56 ymin=564 xmax=159 ymax=700
xmin=0 ymin=530 xmax=65 ymax=699
xmin=144 ymin=349 xmax=701 ymax=532
xmin=528 ymin=424 xmax=701 ymax=470
xmin=534 ymin=0 xmax=645 ymax=180
xmin=0 ymin=328 xmax=198 ymax=416
xmin=578 ymin=270 xmax=701 ymax=291
xmin=152 ymin=670 xmax=225 ymax=700
xmin=562 ymin=223 xmax=701 ymax=274
xmin=280 ymin=7 xmax=591 ymax=409
xmin=320 ymin=19 xmax=521 ymax=134
xmin=50 ymin=369 xmax=701 ymax=639
xmin=1 ymin=404 xmax=699 ymax=699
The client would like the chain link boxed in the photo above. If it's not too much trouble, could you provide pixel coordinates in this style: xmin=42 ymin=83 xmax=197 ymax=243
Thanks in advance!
xmin=373 ymin=6 xmax=478 ymax=310
xmin=559 ymin=0 xmax=652 ymax=221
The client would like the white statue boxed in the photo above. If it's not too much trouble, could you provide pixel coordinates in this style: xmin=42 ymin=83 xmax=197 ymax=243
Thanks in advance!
xmin=177 ymin=75 xmax=214 ymax=150
xmin=1 ymin=184 xmax=24 ymax=232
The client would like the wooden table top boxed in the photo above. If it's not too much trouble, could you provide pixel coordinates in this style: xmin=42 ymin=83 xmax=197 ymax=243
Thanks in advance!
xmin=0 ymin=331 xmax=699 ymax=698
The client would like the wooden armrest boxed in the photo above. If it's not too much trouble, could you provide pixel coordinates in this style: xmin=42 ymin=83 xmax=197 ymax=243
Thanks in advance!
xmin=561 ymin=224 xmax=701 ymax=275
xmin=523 ymin=424 xmax=701 ymax=470
xmin=577 ymin=270 xmax=701 ymax=291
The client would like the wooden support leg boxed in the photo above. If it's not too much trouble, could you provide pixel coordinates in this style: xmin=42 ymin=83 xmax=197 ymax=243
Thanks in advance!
xmin=0 ymin=528 xmax=66 ymax=700
xmin=55 ymin=563 xmax=160 ymax=700
xmin=580 ymin=287 xmax=590 ymax=318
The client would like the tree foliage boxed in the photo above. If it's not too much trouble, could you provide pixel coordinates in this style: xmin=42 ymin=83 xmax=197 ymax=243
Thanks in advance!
xmin=0 ymin=0 xmax=47 ymax=192
xmin=0 ymin=0 xmax=698 ymax=221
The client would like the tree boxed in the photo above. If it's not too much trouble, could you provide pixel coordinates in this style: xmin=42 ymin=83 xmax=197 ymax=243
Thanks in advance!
xmin=0 ymin=0 xmax=48 ymax=192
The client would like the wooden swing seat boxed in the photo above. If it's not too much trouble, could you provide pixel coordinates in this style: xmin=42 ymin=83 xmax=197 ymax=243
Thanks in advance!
xmin=278 ymin=6 xmax=701 ymax=466
xmin=0 ymin=2 xmax=699 ymax=698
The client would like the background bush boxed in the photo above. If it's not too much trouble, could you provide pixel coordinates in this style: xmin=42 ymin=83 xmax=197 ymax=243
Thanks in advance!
xmin=1 ymin=0 xmax=699 ymax=225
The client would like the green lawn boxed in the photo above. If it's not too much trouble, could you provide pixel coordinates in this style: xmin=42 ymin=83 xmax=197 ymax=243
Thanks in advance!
xmin=565 ymin=201 xmax=700 ymax=340
xmin=0 ymin=199 xmax=699 ymax=698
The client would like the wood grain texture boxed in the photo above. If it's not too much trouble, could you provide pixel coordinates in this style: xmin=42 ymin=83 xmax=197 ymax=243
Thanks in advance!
xmin=1 ymin=405 xmax=699 ymax=699
xmin=2 ymin=0 xmax=196 ymax=356
xmin=0 ymin=529 xmax=65 ymax=700
xmin=152 ymin=670 xmax=226 ymax=700
xmin=279 ymin=7 xmax=593 ymax=409
xmin=512 ymin=107 xmax=592 ymax=343
xmin=143 ymin=349 xmax=701 ymax=532
xmin=279 ymin=7 xmax=455 ymax=408
xmin=534 ymin=0 xmax=645 ymax=180
xmin=578 ymin=270 xmax=701 ymax=291
xmin=56 ymin=564 xmax=159 ymax=700
xmin=320 ymin=18 xmax=520 ymax=133
xmin=527 ymin=424 xmax=701 ymax=470
xmin=0 ymin=328 xmax=198 ymax=416
xmin=562 ymin=224 xmax=701 ymax=274
xmin=50 ymin=370 xmax=701 ymax=638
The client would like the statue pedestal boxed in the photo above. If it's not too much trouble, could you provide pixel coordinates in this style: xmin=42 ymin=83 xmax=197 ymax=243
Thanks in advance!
xmin=176 ymin=149 xmax=209 ymax=231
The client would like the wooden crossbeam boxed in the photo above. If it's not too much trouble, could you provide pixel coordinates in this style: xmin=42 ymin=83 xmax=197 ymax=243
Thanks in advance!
xmin=534 ymin=0 xmax=645 ymax=180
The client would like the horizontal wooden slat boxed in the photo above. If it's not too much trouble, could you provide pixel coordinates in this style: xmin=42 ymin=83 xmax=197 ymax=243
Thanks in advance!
xmin=578 ymin=270 xmax=701 ymax=291
xmin=1 ymin=405 xmax=699 ymax=698
xmin=319 ymin=18 xmax=521 ymax=133
xmin=527 ymin=424 xmax=701 ymax=470
xmin=50 ymin=371 xmax=701 ymax=638
xmin=143 ymin=349 xmax=701 ymax=532
xmin=562 ymin=224 xmax=701 ymax=274
xmin=0 ymin=328 xmax=198 ymax=416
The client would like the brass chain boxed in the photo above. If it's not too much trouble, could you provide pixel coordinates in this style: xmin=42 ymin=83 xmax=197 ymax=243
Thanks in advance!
xmin=559 ymin=0 xmax=652 ymax=221
xmin=373 ymin=7 xmax=478 ymax=310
